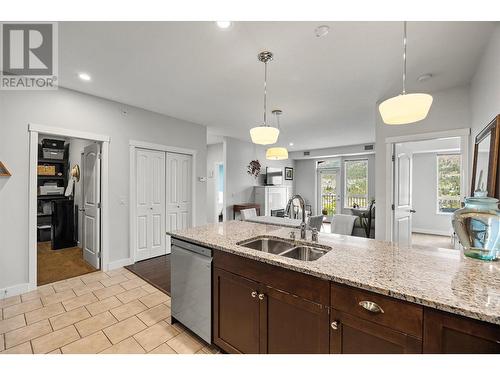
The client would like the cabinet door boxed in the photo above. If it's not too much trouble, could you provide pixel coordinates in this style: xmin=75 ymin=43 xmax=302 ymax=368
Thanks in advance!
xmin=263 ymin=286 xmax=329 ymax=354
xmin=423 ymin=308 xmax=500 ymax=354
xmin=330 ymin=309 xmax=422 ymax=354
xmin=213 ymin=268 xmax=261 ymax=354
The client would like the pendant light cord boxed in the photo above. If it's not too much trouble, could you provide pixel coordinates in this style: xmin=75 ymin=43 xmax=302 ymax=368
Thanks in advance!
xmin=402 ymin=21 xmax=407 ymax=95
xmin=263 ymin=61 xmax=268 ymax=126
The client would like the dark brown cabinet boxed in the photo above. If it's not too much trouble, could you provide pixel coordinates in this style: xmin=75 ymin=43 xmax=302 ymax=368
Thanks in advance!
xmin=264 ymin=285 xmax=329 ymax=353
xmin=330 ymin=309 xmax=422 ymax=353
xmin=329 ymin=283 xmax=423 ymax=353
xmin=213 ymin=251 xmax=330 ymax=354
xmin=423 ymin=308 xmax=500 ymax=354
xmin=213 ymin=268 xmax=262 ymax=353
xmin=211 ymin=248 xmax=500 ymax=354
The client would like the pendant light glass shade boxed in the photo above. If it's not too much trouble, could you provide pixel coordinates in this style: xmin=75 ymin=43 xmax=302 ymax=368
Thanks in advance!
xmin=250 ymin=126 xmax=280 ymax=145
xmin=379 ymin=22 xmax=433 ymax=125
xmin=379 ymin=93 xmax=433 ymax=125
xmin=266 ymin=147 xmax=288 ymax=160
xmin=250 ymin=51 xmax=280 ymax=145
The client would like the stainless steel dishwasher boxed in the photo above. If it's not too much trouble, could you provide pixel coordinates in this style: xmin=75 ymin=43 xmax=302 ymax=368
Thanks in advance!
xmin=171 ymin=238 xmax=212 ymax=344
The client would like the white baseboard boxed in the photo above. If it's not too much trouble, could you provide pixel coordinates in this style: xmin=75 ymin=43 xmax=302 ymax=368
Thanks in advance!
xmin=0 ymin=283 xmax=35 ymax=299
xmin=413 ymin=228 xmax=451 ymax=237
xmin=107 ymin=257 xmax=133 ymax=271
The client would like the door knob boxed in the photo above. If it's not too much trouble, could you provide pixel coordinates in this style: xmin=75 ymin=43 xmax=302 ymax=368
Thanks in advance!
xmin=258 ymin=293 xmax=265 ymax=300
xmin=251 ymin=291 xmax=257 ymax=298
xmin=331 ymin=321 xmax=339 ymax=330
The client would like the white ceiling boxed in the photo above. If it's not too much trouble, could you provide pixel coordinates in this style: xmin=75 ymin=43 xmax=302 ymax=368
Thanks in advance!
xmin=58 ymin=21 xmax=495 ymax=150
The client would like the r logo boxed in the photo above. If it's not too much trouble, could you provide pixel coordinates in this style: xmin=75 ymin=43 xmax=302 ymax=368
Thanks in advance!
xmin=2 ymin=23 xmax=53 ymax=75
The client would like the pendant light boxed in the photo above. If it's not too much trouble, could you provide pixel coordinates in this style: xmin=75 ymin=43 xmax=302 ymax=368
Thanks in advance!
xmin=266 ymin=109 xmax=288 ymax=160
xmin=379 ymin=22 xmax=433 ymax=125
xmin=250 ymin=51 xmax=280 ymax=145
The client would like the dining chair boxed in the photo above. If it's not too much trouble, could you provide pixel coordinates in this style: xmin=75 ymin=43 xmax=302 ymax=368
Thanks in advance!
xmin=307 ymin=215 xmax=324 ymax=231
xmin=240 ymin=208 xmax=257 ymax=221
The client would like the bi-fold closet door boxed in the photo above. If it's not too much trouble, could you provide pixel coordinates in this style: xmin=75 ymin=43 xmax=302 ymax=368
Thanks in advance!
xmin=135 ymin=149 xmax=166 ymax=261
xmin=135 ymin=149 xmax=192 ymax=261
xmin=166 ymin=152 xmax=192 ymax=234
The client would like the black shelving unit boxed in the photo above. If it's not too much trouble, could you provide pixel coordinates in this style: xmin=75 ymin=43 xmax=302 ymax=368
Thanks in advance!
xmin=37 ymin=143 xmax=70 ymax=243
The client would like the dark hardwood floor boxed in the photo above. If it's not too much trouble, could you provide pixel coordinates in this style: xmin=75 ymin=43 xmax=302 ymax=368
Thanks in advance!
xmin=125 ymin=255 xmax=171 ymax=295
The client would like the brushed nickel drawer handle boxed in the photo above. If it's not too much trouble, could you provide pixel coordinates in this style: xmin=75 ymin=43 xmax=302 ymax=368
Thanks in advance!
xmin=331 ymin=321 xmax=339 ymax=330
xmin=359 ymin=300 xmax=384 ymax=314
xmin=251 ymin=291 xmax=257 ymax=298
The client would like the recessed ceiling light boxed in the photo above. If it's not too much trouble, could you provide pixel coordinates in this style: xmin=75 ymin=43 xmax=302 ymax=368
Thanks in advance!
xmin=315 ymin=25 xmax=330 ymax=38
xmin=289 ymin=142 xmax=294 ymax=146
xmin=216 ymin=21 xmax=232 ymax=29
xmin=417 ymin=73 xmax=433 ymax=82
xmin=78 ymin=72 xmax=91 ymax=81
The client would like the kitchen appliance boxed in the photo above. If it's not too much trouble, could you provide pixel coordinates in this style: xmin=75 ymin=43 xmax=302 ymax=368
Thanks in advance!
xmin=171 ymin=238 xmax=212 ymax=344
xmin=266 ymin=167 xmax=283 ymax=185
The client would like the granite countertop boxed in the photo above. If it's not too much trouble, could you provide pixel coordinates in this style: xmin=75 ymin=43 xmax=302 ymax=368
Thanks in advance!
xmin=244 ymin=216 xmax=302 ymax=228
xmin=168 ymin=221 xmax=500 ymax=325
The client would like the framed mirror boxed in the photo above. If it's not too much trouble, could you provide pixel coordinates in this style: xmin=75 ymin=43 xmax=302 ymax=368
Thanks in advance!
xmin=471 ymin=115 xmax=500 ymax=198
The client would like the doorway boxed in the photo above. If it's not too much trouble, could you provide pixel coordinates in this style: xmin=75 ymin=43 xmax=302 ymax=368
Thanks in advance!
xmin=28 ymin=124 xmax=110 ymax=288
xmin=317 ymin=168 xmax=341 ymax=216
xmin=390 ymin=134 xmax=467 ymax=249
xmin=214 ymin=162 xmax=224 ymax=223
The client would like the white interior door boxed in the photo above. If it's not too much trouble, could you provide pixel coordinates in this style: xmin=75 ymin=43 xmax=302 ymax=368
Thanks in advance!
xmin=82 ymin=143 xmax=101 ymax=269
xmin=393 ymin=145 xmax=414 ymax=247
xmin=135 ymin=149 xmax=166 ymax=261
xmin=166 ymin=153 xmax=192 ymax=236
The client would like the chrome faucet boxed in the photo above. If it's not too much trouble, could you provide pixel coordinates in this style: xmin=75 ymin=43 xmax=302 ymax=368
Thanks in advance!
xmin=286 ymin=194 xmax=307 ymax=240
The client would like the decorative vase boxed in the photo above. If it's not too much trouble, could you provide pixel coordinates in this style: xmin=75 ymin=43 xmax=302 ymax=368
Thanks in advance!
xmin=452 ymin=196 xmax=500 ymax=261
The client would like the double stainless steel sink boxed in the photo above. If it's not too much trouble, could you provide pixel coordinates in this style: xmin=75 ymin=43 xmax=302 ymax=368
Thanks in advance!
xmin=237 ymin=236 xmax=331 ymax=261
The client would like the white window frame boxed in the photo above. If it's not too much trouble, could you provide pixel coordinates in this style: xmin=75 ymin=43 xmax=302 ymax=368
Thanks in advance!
xmin=436 ymin=153 xmax=462 ymax=215
xmin=344 ymin=159 xmax=369 ymax=209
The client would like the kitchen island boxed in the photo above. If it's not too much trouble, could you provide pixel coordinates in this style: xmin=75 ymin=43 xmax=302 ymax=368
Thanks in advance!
xmin=169 ymin=221 xmax=500 ymax=354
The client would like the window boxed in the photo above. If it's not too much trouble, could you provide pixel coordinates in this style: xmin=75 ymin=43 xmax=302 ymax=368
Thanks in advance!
xmin=344 ymin=159 xmax=368 ymax=208
xmin=437 ymin=154 xmax=461 ymax=213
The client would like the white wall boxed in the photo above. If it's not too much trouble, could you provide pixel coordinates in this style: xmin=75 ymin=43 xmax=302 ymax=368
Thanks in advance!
xmin=206 ymin=143 xmax=223 ymax=223
xmin=470 ymin=24 xmax=500 ymax=195
xmin=224 ymin=136 xmax=295 ymax=219
xmin=412 ymin=153 xmax=454 ymax=235
xmin=294 ymin=159 xmax=317 ymax=212
xmin=375 ymin=85 xmax=472 ymax=240
xmin=470 ymin=24 xmax=500 ymax=137
xmin=67 ymin=138 xmax=94 ymax=246
xmin=0 ymin=88 xmax=207 ymax=291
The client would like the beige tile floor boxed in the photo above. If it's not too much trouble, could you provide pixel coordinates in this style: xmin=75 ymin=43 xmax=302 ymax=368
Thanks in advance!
xmin=0 ymin=267 xmax=219 ymax=354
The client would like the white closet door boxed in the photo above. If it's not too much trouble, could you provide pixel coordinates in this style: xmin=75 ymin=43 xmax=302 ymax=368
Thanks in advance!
xmin=166 ymin=153 xmax=192 ymax=234
xmin=82 ymin=143 xmax=101 ymax=269
xmin=135 ymin=149 xmax=166 ymax=261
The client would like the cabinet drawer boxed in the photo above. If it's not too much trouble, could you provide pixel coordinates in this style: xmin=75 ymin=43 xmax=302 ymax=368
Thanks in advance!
xmin=331 ymin=283 xmax=423 ymax=338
